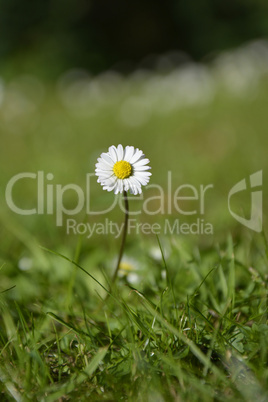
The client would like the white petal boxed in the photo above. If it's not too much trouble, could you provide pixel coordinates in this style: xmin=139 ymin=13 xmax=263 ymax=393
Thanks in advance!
xmin=125 ymin=178 xmax=133 ymax=193
xmin=100 ymin=175 xmax=116 ymax=184
xmin=119 ymin=180 xmax=124 ymax=193
xmin=133 ymin=171 xmax=150 ymax=178
xmin=95 ymin=162 xmax=113 ymax=171
xmin=129 ymin=176 xmax=143 ymax=189
xmin=129 ymin=149 xmax=144 ymax=164
xmin=95 ymin=172 xmax=114 ymax=178
xmin=95 ymin=169 xmax=114 ymax=176
xmin=114 ymin=179 xmax=123 ymax=194
xmin=97 ymin=175 xmax=115 ymax=183
xmin=134 ymin=171 xmax=150 ymax=180
xmin=128 ymin=185 xmax=135 ymax=195
xmin=133 ymin=157 xmax=150 ymax=167
xmin=104 ymin=185 xmax=116 ymax=192
xmin=114 ymin=184 xmax=120 ymax=194
xmin=134 ymin=172 xmax=152 ymax=178
xmin=103 ymin=182 xmax=117 ymax=191
xmin=124 ymin=146 xmax=135 ymax=162
xmin=116 ymin=144 xmax=124 ymax=161
xmin=108 ymin=145 xmax=118 ymax=162
xmin=123 ymin=179 xmax=130 ymax=191
xmin=100 ymin=153 xmax=114 ymax=166
xmin=130 ymin=184 xmax=141 ymax=195
xmin=133 ymin=165 xmax=151 ymax=171
xmin=134 ymin=175 xmax=149 ymax=185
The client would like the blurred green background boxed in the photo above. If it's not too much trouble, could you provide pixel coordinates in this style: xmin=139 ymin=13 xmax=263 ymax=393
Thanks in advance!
xmin=0 ymin=0 xmax=268 ymax=254
xmin=1 ymin=0 xmax=268 ymax=78
xmin=0 ymin=5 xmax=268 ymax=399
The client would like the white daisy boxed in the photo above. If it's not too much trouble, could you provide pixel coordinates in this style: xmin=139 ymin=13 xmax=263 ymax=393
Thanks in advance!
xmin=95 ymin=144 xmax=151 ymax=195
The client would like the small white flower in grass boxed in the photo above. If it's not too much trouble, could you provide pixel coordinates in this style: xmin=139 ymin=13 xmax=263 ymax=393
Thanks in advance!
xmin=95 ymin=144 xmax=152 ymax=286
xmin=118 ymin=259 xmax=140 ymax=284
xmin=95 ymin=144 xmax=151 ymax=195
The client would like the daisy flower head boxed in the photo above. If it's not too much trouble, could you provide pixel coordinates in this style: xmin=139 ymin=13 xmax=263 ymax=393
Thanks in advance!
xmin=95 ymin=144 xmax=151 ymax=195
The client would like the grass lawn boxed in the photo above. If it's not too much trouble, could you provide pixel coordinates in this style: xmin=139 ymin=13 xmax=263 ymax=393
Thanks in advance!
xmin=0 ymin=43 xmax=268 ymax=400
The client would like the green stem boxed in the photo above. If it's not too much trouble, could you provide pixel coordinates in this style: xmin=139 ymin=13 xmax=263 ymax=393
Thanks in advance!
xmin=112 ymin=190 xmax=129 ymax=284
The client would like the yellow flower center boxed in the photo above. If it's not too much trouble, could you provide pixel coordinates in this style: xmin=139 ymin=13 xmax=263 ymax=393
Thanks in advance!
xmin=113 ymin=160 xmax=132 ymax=179
xmin=119 ymin=262 xmax=135 ymax=273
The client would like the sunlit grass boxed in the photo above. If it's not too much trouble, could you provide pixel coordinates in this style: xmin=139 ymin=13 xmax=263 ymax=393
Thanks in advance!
xmin=0 ymin=233 xmax=267 ymax=400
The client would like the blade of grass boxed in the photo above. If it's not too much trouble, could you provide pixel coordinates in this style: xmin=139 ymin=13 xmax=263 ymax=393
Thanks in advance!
xmin=0 ymin=285 xmax=16 ymax=294
xmin=133 ymin=289 xmax=228 ymax=382
xmin=156 ymin=235 xmax=178 ymax=321
xmin=40 ymin=246 xmax=112 ymax=297
xmin=46 ymin=312 xmax=92 ymax=340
